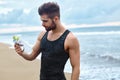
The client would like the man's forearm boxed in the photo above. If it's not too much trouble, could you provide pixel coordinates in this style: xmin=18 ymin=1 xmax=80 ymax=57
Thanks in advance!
xmin=19 ymin=52 xmax=34 ymax=61
xmin=71 ymin=68 xmax=80 ymax=80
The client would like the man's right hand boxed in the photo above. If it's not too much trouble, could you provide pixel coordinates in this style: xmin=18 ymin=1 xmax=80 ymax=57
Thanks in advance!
xmin=14 ymin=43 xmax=24 ymax=56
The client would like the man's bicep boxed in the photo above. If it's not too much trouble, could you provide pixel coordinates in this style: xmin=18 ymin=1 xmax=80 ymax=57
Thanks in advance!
xmin=32 ymin=39 xmax=41 ymax=53
xmin=33 ymin=31 xmax=46 ymax=53
xmin=32 ymin=31 xmax=46 ymax=57
xmin=69 ymin=37 xmax=80 ymax=67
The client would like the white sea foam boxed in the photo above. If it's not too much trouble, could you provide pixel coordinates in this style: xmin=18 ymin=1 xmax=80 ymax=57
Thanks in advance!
xmin=0 ymin=27 xmax=44 ymax=34
xmin=65 ymin=21 xmax=120 ymax=28
xmin=74 ymin=31 xmax=120 ymax=35
xmin=1 ymin=26 xmax=120 ymax=35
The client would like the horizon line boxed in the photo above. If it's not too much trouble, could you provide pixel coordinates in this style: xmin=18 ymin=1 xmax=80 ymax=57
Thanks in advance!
xmin=0 ymin=21 xmax=120 ymax=28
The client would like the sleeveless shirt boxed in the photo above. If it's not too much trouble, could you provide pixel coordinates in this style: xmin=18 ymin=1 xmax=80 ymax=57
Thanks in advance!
xmin=40 ymin=30 xmax=70 ymax=80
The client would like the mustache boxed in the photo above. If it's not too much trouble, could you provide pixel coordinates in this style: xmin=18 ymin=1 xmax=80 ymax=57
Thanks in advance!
xmin=45 ymin=25 xmax=56 ymax=31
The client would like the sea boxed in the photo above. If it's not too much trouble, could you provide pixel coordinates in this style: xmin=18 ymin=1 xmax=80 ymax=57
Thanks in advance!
xmin=1 ymin=25 xmax=120 ymax=80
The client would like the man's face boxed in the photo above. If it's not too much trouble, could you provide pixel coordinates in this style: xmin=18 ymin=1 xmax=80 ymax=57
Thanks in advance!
xmin=41 ymin=14 xmax=56 ymax=31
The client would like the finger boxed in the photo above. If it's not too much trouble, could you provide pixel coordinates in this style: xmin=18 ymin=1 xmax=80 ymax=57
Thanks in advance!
xmin=15 ymin=48 xmax=23 ymax=54
xmin=14 ymin=43 xmax=19 ymax=47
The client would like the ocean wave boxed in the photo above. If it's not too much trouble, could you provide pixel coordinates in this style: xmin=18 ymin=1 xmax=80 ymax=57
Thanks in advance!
xmin=1 ymin=27 xmax=120 ymax=35
xmin=0 ymin=27 xmax=44 ymax=34
xmin=89 ymin=53 xmax=120 ymax=62
xmin=74 ymin=31 xmax=120 ymax=35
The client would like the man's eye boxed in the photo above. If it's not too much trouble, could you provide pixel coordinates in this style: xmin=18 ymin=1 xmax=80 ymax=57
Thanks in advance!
xmin=43 ymin=20 xmax=48 ymax=22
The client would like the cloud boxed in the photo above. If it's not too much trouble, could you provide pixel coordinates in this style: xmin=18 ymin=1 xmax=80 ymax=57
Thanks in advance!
xmin=0 ymin=0 xmax=44 ymax=25
xmin=0 ymin=7 xmax=13 ymax=14
xmin=0 ymin=0 xmax=120 ymax=25
xmin=0 ymin=1 xmax=7 ymax=4
xmin=0 ymin=8 xmax=40 ymax=25
xmin=61 ymin=0 xmax=120 ymax=24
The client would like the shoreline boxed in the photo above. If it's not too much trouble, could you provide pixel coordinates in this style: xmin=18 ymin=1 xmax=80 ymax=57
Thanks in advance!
xmin=0 ymin=42 xmax=71 ymax=80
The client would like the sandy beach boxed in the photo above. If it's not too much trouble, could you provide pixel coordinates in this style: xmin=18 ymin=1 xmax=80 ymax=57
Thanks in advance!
xmin=0 ymin=43 xmax=71 ymax=80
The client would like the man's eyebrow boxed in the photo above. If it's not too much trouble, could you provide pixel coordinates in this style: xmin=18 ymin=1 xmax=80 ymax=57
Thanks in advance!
xmin=41 ymin=17 xmax=48 ymax=20
xmin=42 ymin=20 xmax=48 ymax=22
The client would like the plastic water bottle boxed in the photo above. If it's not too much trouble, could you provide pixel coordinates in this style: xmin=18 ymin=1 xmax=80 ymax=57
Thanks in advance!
xmin=13 ymin=35 xmax=32 ymax=53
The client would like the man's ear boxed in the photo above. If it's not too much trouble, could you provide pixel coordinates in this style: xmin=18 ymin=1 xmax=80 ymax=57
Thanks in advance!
xmin=53 ymin=16 xmax=58 ymax=22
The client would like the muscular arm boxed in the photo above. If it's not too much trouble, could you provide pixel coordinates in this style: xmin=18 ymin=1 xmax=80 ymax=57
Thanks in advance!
xmin=14 ymin=31 xmax=46 ymax=61
xmin=66 ymin=33 xmax=80 ymax=80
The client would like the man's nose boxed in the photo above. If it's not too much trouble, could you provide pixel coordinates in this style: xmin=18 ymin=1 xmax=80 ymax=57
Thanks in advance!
xmin=42 ymin=23 xmax=45 ymax=27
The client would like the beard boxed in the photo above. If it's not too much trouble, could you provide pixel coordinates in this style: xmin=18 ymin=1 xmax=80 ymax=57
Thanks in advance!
xmin=46 ymin=20 xmax=56 ymax=31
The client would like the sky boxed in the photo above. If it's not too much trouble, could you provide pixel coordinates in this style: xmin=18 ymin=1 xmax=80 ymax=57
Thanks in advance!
xmin=0 ymin=0 xmax=120 ymax=26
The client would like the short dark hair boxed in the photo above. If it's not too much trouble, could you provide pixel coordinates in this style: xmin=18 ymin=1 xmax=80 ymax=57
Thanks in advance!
xmin=38 ymin=2 xmax=60 ymax=19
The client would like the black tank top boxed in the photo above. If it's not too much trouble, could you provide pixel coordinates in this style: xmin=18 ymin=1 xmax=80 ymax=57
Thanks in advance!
xmin=40 ymin=30 xmax=70 ymax=80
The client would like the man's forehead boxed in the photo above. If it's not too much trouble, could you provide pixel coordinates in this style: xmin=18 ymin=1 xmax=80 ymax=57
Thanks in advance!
xmin=41 ymin=17 xmax=49 ymax=20
xmin=41 ymin=15 xmax=49 ymax=20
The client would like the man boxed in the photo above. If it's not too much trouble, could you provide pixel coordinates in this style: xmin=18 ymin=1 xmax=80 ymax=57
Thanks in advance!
xmin=14 ymin=2 xmax=80 ymax=80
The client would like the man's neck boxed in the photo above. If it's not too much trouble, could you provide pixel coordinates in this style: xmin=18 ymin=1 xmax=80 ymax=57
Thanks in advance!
xmin=51 ymin=23 xmax=66 ymax=34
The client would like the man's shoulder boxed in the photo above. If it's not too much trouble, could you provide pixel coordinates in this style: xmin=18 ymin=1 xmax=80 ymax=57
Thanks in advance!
xmin=38 ymin=31 xmax=46 ymax=41
xmin=65 ymin=31 xmax=79 ymax=49
xmin=67 ymin=31 xmax=77 ymax=41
